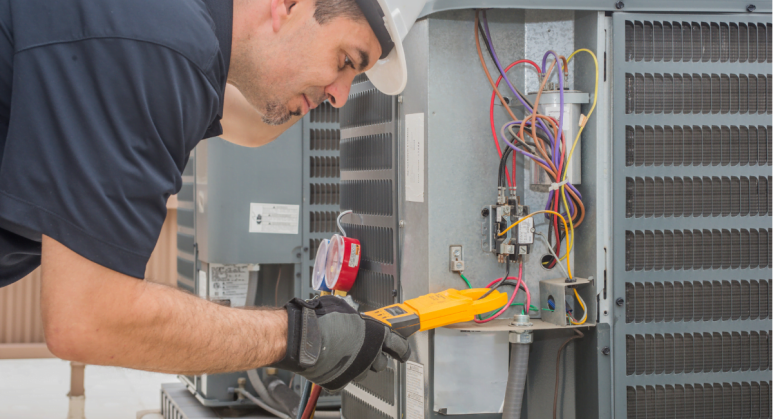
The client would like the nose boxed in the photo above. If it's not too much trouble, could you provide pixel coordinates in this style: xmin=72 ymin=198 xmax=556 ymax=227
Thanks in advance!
xmin=325 ymin=73 xmax=355 ymax=108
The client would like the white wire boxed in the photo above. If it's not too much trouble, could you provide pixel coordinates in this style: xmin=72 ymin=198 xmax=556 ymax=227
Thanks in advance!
xmin=536 ymin=233 xmax=570 ymax=279
xmin=336 ymin=210 xmax=352 ymax=237
xmin=234 ymin=388 xmax=293 ymax=419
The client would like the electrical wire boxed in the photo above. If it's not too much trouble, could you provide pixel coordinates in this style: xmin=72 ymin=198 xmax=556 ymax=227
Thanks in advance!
xmin=553 ymin=329 xmax=584 ymax=419
xmin=474 ymin=261 xmax=523 ymax=323
xmin=301 ymin=384 xmax=322 ymax=419
xmin=235 ymin=388 xmax=293 ymax=419
xmin=536 ymin=233 xmax=569 ymax=279
xmin=459 ymin=273 xmax=472 ymax=289
xmin=498 ymin=210 xmax=573 ymax=280
xmin=568 ymin=288 xmax=588 ymax=325
xmin=296 ymin=381 xmax=312 ymax=419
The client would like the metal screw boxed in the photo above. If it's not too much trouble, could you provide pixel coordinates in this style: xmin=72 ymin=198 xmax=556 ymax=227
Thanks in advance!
xmin=392 ymin=289 xmax=398 ymax=297
xmin=399 ymin=220 xmax=406 ymax=228
xmin=481 ymin=208 xmax=490 ymax=217
xmin=746 ymin=4 xmax=756 ymax=12
xmin=616 ymin=297 xmax=625 ymax=306
xmin=454 ymin=249 xmax=461 ymax=257
xmin=296 ymin=272 xmax=301 ymax=278
xmin=296 ymin=253 xmax=302 ymax=258
xmin=615 ymin=1 xmax=624 ymax=9
xmin=602 ymin=347 xmax=610 ymax=356
xmin=303 ymin=247 xmax=309 ymax=252
xmin=530 ymin=227 xmax=535 ymax=233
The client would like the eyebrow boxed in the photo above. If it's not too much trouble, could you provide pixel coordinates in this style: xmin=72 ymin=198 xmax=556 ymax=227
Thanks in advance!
xmin=357 ymin=49 xmax=370 ymax=71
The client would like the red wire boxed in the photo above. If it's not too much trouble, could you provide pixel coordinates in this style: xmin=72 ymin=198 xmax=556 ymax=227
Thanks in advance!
xmin=489 ymin=59 xmax=541 ymax=189
xmin=475 ymin=262 xmax=525 ymax=324
xmin=301 ymin=384 xmax=322 ymax=419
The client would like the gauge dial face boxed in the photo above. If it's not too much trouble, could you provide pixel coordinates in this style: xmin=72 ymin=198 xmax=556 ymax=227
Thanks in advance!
xmin=324 ymin=235 xmax=344 ymax=289
xmin=312 ymin=239 xmax=330 ymax=291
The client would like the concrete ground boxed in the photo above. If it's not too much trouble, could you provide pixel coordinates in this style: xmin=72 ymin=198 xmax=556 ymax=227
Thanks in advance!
xmin=0 ymin=358 xmax=176 ymax=419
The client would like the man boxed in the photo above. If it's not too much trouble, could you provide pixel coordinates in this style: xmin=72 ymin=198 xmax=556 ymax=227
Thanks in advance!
xmin=0 ymin=0 xmax=424 ymax=392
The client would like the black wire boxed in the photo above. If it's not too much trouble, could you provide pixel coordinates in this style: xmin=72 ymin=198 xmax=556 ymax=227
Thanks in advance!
xmin=478 ymin=257 xmax=510 ymax=301
xmin=553 ymin=330 xmax=584 ymax=419
xmin=498 ymin=145 xmax=513 ymax=187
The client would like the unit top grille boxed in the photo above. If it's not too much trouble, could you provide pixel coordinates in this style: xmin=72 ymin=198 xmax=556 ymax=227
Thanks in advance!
xmin=625 ymin=20 xmax=771 ymax=63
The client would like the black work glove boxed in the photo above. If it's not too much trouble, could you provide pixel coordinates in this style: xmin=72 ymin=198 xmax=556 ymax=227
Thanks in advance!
xmin=271 ymin=296 xmax=411 ymax=393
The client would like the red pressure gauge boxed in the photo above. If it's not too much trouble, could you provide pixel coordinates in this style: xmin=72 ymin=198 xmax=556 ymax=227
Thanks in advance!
xmin=324 ymin=234 xmax=361 ymax=293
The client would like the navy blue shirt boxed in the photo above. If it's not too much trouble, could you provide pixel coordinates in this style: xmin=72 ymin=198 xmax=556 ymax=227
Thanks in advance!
xmin=0 ymin=0 xmax=232 ymax=287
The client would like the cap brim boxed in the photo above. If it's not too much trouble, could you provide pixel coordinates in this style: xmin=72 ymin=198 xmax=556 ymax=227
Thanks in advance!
xmin=364 ymin=5 xmax=407 ymax=96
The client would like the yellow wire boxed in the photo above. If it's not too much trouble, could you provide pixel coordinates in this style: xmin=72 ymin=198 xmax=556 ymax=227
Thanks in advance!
xmin=498 ymin=210 xmax=572 ymax=279
xmin=569 ymin=288 xmax=587 ymax=325
xmin=558 ymin=48 xmax=599 ymax=261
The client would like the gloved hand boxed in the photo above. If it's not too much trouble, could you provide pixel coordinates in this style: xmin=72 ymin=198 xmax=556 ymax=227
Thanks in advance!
xmin=271 ymin=295 xmax=411 ymax=393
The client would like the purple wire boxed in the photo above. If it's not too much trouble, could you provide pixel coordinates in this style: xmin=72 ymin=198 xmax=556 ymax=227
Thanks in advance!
xmin=541 ymin=51 xmax=565 ymax=168
xmin=500 ymin=122 xmax=550 ymax=168
xmin=480 ymin=12 xmax=553 ymax=140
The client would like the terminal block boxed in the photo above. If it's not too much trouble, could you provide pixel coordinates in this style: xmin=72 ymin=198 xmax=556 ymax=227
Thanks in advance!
xmin=482 ymin=196 xmax=533 ymax=262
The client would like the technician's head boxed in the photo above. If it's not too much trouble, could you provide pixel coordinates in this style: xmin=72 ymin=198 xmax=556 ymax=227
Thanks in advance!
xmin=229 ymin=0 xmax=383 ymax=126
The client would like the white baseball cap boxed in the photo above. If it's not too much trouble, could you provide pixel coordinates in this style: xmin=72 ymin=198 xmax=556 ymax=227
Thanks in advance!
xmin=354 ymin=0 xmax=428 ymax=95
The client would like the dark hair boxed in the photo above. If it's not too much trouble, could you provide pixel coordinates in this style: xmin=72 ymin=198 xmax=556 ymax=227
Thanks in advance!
xmin=313 ymin=0 xmax=366 ymax=24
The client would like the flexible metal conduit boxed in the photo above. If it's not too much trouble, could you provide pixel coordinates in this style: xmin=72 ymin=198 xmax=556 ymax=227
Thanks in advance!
xmin=502 ymin=334 xmax=531 ymax=419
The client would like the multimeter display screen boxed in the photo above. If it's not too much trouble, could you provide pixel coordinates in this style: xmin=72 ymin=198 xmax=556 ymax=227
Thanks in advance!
xmin=384 ymin=306 xmax=408 ymax=316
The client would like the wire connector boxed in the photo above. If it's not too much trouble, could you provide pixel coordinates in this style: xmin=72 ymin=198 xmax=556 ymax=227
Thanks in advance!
xmin=548 ymin=179 xmax=570 ymax=191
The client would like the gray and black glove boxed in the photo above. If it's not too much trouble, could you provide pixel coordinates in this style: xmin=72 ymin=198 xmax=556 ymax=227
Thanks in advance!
xmin=271 ymin=296 xmax=411 ymax=393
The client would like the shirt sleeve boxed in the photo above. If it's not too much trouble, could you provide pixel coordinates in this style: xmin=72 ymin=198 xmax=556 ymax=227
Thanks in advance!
xmin=0 ymin=38 xmax=220 ymax=278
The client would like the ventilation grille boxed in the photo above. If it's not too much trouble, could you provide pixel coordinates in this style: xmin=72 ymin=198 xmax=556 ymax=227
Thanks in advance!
xmin=626 ymin=331 xmax=771 ymax=376
xmin=340 ymin=88 xmax=393 ymax=129
xmin=341 ymin=223 xmax=393 ymax=264
xmin=309 ymin=238 xmax=323 ymax=261
xmin=352 ymin=367 xmax=395 ymax=405
xmin=626 ymin=381 xmax=771 ymax=419
xmin=310 ymin=157 xmax=340 ymax=178
xmin=624 ymin=229 xmax=771 ymax=271
xmin=309 ymin=183 xmax=339 ymax=205
xmin=625 ymin=20 xmax=772 ymax=63
xmin=349 ymin=270 xmax=394 ymax=313
xmin=342 ymin=391 xmax=391 ymax=419
xmin=340 ymin=134 xmax=393 ymax=171
xmin=625 ymin=125 xmax=771 ymax=167
xmin=309 ymin=102 xmax=339 ymax=123
xmin=340 ymin=180 xmax=393 ymax=216
xmin=625 ymin=73 xmax=771 ymax=115
xmin=625 ymin=176 xmax=771 ymax=218
xmin=309 ymin=211 xmax=338 ymax=233
xmin=625 ymin=280 xmax=772 ymax=324
xmin=310 ymin=129 xmax=340 ymax=151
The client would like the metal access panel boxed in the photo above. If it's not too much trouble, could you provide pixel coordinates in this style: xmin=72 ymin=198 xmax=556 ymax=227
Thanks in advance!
xmin=611 ymin=13 xmax=773 ymax=418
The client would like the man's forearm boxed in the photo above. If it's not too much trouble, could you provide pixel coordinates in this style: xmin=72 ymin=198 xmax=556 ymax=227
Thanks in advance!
xmin=41 ymin=236 xmax=287 ymax=375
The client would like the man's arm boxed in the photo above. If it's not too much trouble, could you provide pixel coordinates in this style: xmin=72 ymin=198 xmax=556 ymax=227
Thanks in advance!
xmin=220 ymin=84 xmax=301 ymax=147
xmin=40 ymin=235 xmax=287 ymax=375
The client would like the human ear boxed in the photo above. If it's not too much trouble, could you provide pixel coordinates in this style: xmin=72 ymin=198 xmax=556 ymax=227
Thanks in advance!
xmin=270 ymin=0 xmax=299 ymax=32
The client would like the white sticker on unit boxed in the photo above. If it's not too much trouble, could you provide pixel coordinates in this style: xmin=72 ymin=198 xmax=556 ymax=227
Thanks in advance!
xmin=197 ymin=270 xmax=208 ymax=299
xmin=406 ymin=361 xmax=425 ymax=419
xmin=208 ymin=264 xmax=250 ymax=307
xmin=405 ymin=113 xmax=425 ymax=203
xmin=517 ymin=217 xmax=534 ymax=244
xmin=248 ymin=203 xmax=300 ymax=234
xmin=348 ymin=243 xmax=360 ymax=268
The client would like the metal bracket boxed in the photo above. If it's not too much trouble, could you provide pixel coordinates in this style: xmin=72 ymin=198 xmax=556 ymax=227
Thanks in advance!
xmin=539 ymin=277 xmax=596 ymax=327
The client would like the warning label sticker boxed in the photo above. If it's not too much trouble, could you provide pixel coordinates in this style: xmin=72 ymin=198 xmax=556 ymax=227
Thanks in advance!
xmin=348 ymin=243 xmax=360 ymax=268
xmin=406 ymin=361 xmax=425 ymax=419
xmin=248 ymin=203 xmax=300 ymax=234
xmin=208 ymin=264 xmax=250 ymax=307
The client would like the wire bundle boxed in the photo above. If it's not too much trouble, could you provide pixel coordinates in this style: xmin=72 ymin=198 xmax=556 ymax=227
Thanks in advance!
xmin=475 ymin=10 xmax=599 ymax=271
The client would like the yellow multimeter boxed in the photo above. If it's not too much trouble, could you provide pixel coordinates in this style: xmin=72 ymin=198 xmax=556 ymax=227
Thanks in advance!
xmin=363 ymin=288 xmax=508 ymax=338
